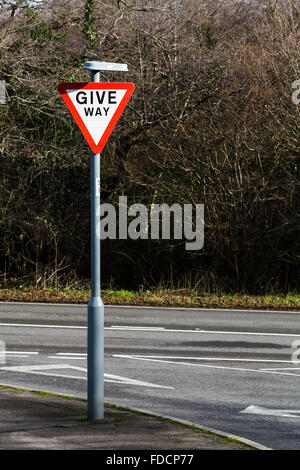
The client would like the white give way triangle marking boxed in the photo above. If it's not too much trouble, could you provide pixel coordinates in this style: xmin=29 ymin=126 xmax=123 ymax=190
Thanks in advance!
xmin=0 ymin=364 xmax=173 ymax=390
xmin=241 ymin=405 xmax=300 ymax=418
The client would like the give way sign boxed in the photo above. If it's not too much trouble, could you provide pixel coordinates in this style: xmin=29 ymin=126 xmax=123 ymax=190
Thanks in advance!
xmin=58 ymin=82 xmax=134 ymax=154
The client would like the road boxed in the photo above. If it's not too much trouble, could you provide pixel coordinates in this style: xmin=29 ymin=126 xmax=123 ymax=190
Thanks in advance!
xmin=0 ymin=302 xmax=300 ymax=450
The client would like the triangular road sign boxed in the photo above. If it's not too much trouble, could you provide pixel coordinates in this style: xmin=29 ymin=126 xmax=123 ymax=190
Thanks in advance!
xmin=58 ymin=82 xmax=134 ymax=153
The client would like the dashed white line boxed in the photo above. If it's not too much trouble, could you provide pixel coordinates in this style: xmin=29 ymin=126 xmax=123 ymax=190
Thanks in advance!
xmin=56 ymin=353 xmax=86 ymax=356
xmin=6 ymin=351 xmax=39 ymax=355
xmin=5 ymin=355 xmax=30 ymax=358
xmin=47 ymin=356 xmax=86 ymax=360
xmin=4 ymin=351 xmax=39 ymax=359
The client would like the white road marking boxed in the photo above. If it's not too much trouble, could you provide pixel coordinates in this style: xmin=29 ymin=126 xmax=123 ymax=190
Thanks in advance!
xmin=1 ymin=322 xmax=300 ymax=337
xmin=0 ymin=364 xmax=173 ymax=389
xmin=0 ymin=364 xmax=86 ymax=381
xmin=5 ymin=355 xmax=30 ymax=358
xmin=113 ymin=354 xmax=300 ymax=378
xmin=56 ymin=353 xmax=86 ymax=356
xmin=50 ymin=353 xmax=86 ymax=359
xmin=104 ymin=373 xmax=173 ymax=389
xmin=114 ymin=355 xmax=294 ymax=363
xmin=241 ymin=405 xmax=300 ymax=419
xmin=6 ymin=351 xmax=39 ymax=355
xmin=111 ymin=326 xmax=165 ymax=331
xmin=4 ymin=351 xmax=39 ymax=359
xmin=261 ymin=367 xmax=300 ymax=371
xmin=186 ymin=329 xmax=300 ymax=337
xmin=47 ymin=356 xmax=86 ymax=360
xmin=0 ymin=364 xmax=85 ymax=372
xmin=0 ymin=323 xmax=85 ymax=329
xmin=0 ymin=341 xmax=5 ymax=365
xmin=105 ymin=305 xmax=299 ymax=315
xmin=109 ymin=327 xmax=300 ymax=337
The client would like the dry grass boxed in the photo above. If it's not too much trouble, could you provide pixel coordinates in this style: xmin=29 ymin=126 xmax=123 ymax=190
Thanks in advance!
xmin=0 ymin=288 xmax=299 ymax=311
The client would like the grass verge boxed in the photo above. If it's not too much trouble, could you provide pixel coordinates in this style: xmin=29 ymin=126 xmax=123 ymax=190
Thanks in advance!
xmin=0 ymin=287 xmax=299 ymax=310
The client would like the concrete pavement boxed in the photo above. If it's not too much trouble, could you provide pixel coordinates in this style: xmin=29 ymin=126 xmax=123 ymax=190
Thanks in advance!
xmin=0 ymin=386 xmax=259 ymax=450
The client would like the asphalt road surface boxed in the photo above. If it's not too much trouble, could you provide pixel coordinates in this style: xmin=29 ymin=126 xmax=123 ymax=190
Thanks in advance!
xmin=0 ymin=302 xmax=300 ymax=450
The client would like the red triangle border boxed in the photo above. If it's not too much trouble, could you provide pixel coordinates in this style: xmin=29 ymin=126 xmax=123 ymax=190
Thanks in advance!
xmin=58 ymin=82 xmax=135 ymax=154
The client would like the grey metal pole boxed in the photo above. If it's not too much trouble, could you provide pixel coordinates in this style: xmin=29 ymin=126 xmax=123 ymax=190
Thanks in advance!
xmin=83 ymin=60 xmax=129 ymax=420
xmin=87 ymin=68 xmax=104 ymax=420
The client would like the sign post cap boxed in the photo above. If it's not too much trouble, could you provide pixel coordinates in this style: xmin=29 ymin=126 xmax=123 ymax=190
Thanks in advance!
xmin=83 ymin=61 xmax=128 ymax=72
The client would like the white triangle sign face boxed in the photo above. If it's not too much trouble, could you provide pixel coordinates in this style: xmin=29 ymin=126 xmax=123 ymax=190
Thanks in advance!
xmin=58 ymin=82 xmax=134 ymax=153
